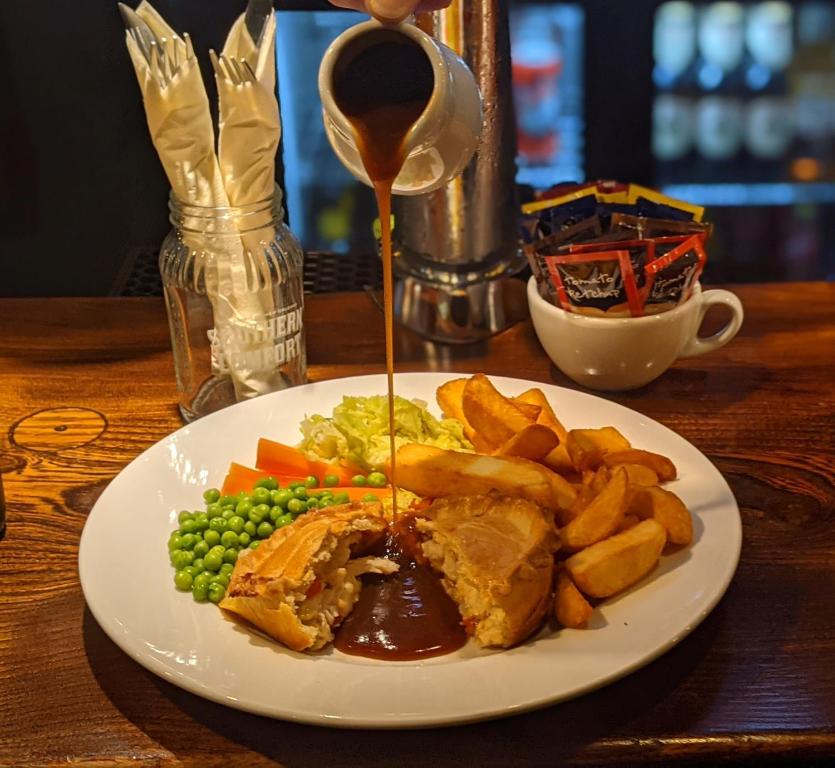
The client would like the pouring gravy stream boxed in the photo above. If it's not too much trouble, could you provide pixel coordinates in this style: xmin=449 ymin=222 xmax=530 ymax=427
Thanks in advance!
xmin=330 ymin=29 xmax=467 ymax=659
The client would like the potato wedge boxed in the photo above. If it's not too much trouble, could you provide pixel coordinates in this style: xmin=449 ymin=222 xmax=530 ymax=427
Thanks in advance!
xmin=462 ymin=374 xmax=534 ymax=447
xmin=560 ymin=467 xmax=609 ymax=526
xmin=493 ymin=423 xmax=559 ymax=462
xmin=565 ymin=428 xmax=632 ymax=472
xmin=509 ymin=398 xmax=542 ymax=421
xmin=561 ymin=485 xmax=592 ymax=526
xmin=628 ymin=485 xmax=693 ymax=545
xmin=554 ymin=570 xmax=593 ymax=629
xmin=589 ymin=465 xmax=611 ymax=494
xmin=395 ymin=443 xmax=576 ymax=511
xmin=515 ymin=388 xmax=568 ymax=442
xmin=515 ymin=388 xmax=572 ymax=473
xmin=565 ymin=519 xmax=667 ymax=598
xmin=602 ymin=449 xmax=677 ymax=482
xmin=617 ymin=513 xmax=641 ymax=533
xmin=561 ymin=466 xmax=629 ymax=550
xmin=620 ymin=463 xmax=659 ymax=487
xmin=437 ymin=378 xmax=495 ymax=453
xmin=436 ymin=378 xmax=471 ymax=428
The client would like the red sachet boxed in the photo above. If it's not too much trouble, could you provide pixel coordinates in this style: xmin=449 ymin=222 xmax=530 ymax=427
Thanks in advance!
xmin=642 ymin=234 xmax=707 ymax=314
xmin=544 ymin=250 xmax=644 ymax=317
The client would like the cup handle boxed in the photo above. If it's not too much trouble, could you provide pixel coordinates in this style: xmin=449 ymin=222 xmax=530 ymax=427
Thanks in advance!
xmin=679 ymin=289 xmax=744 ymax=358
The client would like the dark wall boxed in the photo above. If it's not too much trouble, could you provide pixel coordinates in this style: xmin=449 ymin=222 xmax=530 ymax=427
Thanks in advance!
xmin=0 ymin=0 xmax=657 ymax=297
xmin=0 ymin=1 xmax=250 ymax=297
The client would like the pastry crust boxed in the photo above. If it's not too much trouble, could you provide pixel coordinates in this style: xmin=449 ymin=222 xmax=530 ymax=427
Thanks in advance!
xmin=414 ymin=494 xmax=559 ymax=648
xmin=220 ymin=502 xmax=398 ymax=651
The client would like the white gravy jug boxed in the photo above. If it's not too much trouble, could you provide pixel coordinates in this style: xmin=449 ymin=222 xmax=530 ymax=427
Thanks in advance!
xmin=318 ymin=19 xmax=483 ymax=196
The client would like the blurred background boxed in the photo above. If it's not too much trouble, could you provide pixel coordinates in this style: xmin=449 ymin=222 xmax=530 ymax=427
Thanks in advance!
xmin=1 ymin=0 xmax=833 ymax=296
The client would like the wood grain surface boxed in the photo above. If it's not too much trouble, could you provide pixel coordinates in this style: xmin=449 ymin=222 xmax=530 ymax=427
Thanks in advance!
xmin=0 ymin=283 xmax=834 ymax=767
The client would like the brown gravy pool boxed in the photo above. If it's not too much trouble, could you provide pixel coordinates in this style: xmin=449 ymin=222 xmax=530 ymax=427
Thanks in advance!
xmin=331 ymin=31 xmax=466 ymax=660
xmin=334 ymin=522 xmax=467 ymax=660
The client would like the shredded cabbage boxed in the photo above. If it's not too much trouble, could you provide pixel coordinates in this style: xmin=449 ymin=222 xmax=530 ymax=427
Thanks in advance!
xmin=298 ymin=395 xmax=472 ymax=471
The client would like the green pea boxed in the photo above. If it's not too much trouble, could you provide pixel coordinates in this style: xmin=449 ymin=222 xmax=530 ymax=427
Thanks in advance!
xmin=269 ymin=506 xmax=282 ymax=523
xmin=287 ymin=498 xmax=306 ymax=515
xmin=192 ymin=583 xmax=209 ymax=602
xmin=248 ymin=505 xmax=267 ymax=525
xmin=167 ymin=533 xmax=183 ymax=552
xmin=257 ymin=521 xmax=274 ymax=539
xmin=221 ymin=508 xmax=235 ymax=520
xmin=254 ymin=476 xmax=278 ymax=491
xmin=367 ymin=471 xmax=387 ymax=488
xmin=235 ymin=500 xmax=253 ymax=517
xmin=250 ymin=540 xmax=261 ymax=550
xmin=177 ymin=510 xmax=193 ymax=524
xmin=219 ymin=494 xmax=237 ymax=508
xmin=193 ymin=558 xmax=209 ymax=575
xmin=332 ymin=492 xmax=350 ymax=505
xmin=324 ymin=474 xmax=340 ymax=487
xmin=362 ymin=493 xmax=380 ymax=503
xmin=237 ymin=491 xmax=252 ymax=502
xmin=304 ymin=475 xmax=319 ymax=488
xmin=221 ymin=530 xmax=239 ymax=548
xmin=292 ymin=486 xmax=308 ymax=501
xmin=193 ymin=540 xmax=209 ymax=559
xmin=203 ymin=550 xmax=223 ymax=572
xmin=222 ymin=548 xmax=239 ymax=564
xmin=171 ymin=549 xmax=193 ymax=569
xmin=203 ymin=529 xmax=221 ymax=547
xmin=238 ymin=532 xmax=251 ymax=547
xmin=203 ymin=488 xmax=221 ymax=505
xmin=252 ymin=487 xmax=271 ymax=505
xmin=244 ymin=520 xmax=257 ymax=536
xmin=288 ymin=480 xmax=305 ymax=489
xmin=193 ymin=513 xmax=209 ymax=532
xmin=208 ymin=582 xmax=226 ymax=604
xmin=306 ymin=498 xmax=321 ymax=511
xmin=193 ymin=571 xmax=212 ymax=590
xmin=174 ymin=570 xmax=193 ymax=591
xmin=219 ymin=562 xmax=235 ymax=576
xmin=209 ymin=545 xmax=226 ymax=558
xmin=205 ymin=503 xmax=223 ymax=519
xmin=179 ymin=533 xmax=198 ymax=550
xmin=179 ymin=518 xmax=198 ymax=535
xmin=211 ymin=574 xmax=230 ymax=588
xmin=181 ymin=566 xmax=198 ymax=578
xmin=275 ymin=513 xmax=293 ymax=528
xmin=351 ymin=474 xmax=368 ymax=487
xmin=208 ymin=517 xmax=227 ymax=533
xmin=272 ymin=489 xmax=293 ymax=509
xmin=227 ymin=515 xmax=245 ymax=534
xmin=319 ymin=498 xmax=333 ymax=508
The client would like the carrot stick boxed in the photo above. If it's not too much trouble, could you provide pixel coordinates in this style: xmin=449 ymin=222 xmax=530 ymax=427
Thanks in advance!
xmin=220 ymin=462 xmax=270 ymax=496
xmin=256 ymin=438 xmax=360 ymax=485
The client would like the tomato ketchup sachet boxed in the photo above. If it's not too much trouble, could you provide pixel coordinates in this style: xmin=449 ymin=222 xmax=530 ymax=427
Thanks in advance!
xmin=521 ymin=181 xmax=710 ymax=317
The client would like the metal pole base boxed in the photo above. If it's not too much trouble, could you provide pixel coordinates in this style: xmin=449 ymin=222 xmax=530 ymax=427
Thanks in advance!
xmin=393 ymin=273 xmax=529 ymax=344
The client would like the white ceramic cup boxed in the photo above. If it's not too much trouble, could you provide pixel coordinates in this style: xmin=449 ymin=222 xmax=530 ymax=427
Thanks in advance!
xmin=527 ymin=277 xmax=744 ymax=391
xmin=318 ymin=19 xmax=482 ymax=195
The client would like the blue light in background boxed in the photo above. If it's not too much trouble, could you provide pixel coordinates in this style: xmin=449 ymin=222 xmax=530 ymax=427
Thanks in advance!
xmin=275 ymin=11 xmax=357 ymax=245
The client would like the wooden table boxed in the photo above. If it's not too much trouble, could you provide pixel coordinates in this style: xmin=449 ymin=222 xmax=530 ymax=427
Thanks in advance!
xmin=1 ymin=283 xmax=834 ymax=767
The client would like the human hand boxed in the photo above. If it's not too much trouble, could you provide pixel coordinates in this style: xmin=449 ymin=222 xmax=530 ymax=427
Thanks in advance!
xmin=328 ymin=1 xmax=452 ymax=24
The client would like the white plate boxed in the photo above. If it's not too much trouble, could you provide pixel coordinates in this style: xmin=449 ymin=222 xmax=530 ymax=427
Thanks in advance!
xmin=79 ymin=373 xmax=741 ymax=729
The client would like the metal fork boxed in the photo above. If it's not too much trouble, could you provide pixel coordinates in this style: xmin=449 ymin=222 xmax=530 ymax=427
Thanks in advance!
xmin=118 ymin=2 xmax=156 ymax=63
xmin=143 ymin=32 xmax=194 ymax=89
xmin=208 ymin=50 xmax=257 ymax=87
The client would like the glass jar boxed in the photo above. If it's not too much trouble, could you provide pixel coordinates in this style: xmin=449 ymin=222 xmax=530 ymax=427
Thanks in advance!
xmin=159 ymin=190 xmax=307 ymax=422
